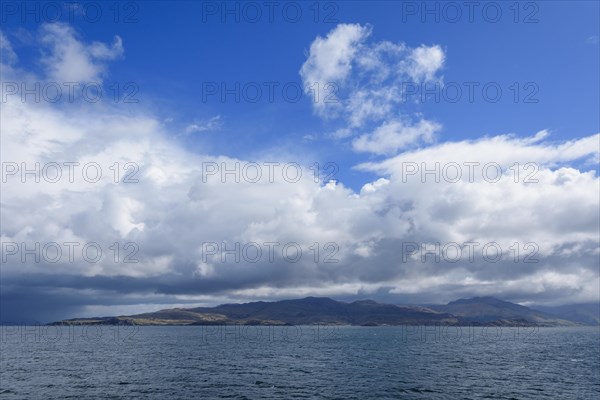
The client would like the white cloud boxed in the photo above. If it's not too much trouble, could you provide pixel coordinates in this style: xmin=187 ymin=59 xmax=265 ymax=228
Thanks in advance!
xmin=355 ymin=132 xmax=600 ymax=261
xmin=300 ymin=24 xmax=446 ymax=154
xmin=0 ymin=31 xmax=18 ymax=65
xmin=345 ymin=87 xmax=399 ymax=128
xmin=352 ymin=119 xmax=441 ymax=155
xmin=184 ymin=115 xmax=221 ymax=135
xmin=39 ymin=23 xmax=123 ymax=83
xmin=299 ymin=23 xmax=371 ymax=90
xmin=1 ymin=23 xmax=598 ymax=317
xmin=406 ymin=44 xmax=445 ymax=82
xmin=357 ymin=132 xmax=600 ymax=176
xmin=3 ymin=77 xmax=597 ymax=304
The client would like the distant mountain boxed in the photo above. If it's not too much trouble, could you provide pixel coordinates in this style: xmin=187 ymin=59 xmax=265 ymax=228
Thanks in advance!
xmin=428 ymin=296 xmax=579 ymax=326
xmin=50 ymin=297 xmax=460 ymax=326
xmin=531 ymin=303 xmax=600 ymax=326
xmin=49 ymin=296 xmax=584 ymax=326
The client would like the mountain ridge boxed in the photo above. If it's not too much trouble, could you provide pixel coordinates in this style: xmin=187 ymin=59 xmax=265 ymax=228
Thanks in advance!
xmin=48 ymin=296 xmax=593 ymax=327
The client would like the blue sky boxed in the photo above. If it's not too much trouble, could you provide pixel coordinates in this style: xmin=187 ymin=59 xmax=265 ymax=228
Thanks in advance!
xmin=4 ymin=1 xmax=599 ymax=189
xmin=1 ymin=1 xmax=599 ymax=322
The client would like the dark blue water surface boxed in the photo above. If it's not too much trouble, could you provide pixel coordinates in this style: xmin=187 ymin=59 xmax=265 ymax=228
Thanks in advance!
xmin=1 ymin=325 xmax=598 ymax=399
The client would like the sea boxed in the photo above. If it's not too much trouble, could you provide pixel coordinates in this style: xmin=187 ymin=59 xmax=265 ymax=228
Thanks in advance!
xmin=1 ymin=325 xmax=598 ymax=399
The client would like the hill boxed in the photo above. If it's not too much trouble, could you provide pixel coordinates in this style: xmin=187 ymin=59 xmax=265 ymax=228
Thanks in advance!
xmin=531 ymin=303 xmax=600 ymax=326
xmin=428 ymin=296 xmax=578 ymax=326
xmin=48 ymin=296 xmax=583 ymax=326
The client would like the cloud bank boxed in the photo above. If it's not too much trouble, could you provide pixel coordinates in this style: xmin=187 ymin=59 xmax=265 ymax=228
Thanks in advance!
xmin=1 ymin=23 xmax=598 ymax=322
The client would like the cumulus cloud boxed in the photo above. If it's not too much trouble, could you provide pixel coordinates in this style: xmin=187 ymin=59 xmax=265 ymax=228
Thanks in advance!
xmin=405 ymin=45 xmax=445 ymax=82
xmin=300 ymin=24 xmax=445 ymax=155
xmin=300 ymin=23 xmax=371 ymax=93
xmin=352 ymin=119 xmax=441 ymax=155
xmin=1 ymin=23 xmax=598 ymax=322
xmin=39 ymin=23 xmax=123 ymax=83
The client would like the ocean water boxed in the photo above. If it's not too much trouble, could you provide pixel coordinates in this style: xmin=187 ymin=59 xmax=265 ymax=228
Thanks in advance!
xmin=0 ymin=325 xmax=598 ymax=399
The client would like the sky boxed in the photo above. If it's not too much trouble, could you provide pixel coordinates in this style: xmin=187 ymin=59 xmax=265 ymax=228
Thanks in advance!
xmin=0 ymin=1 xmax=599 ymax=323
